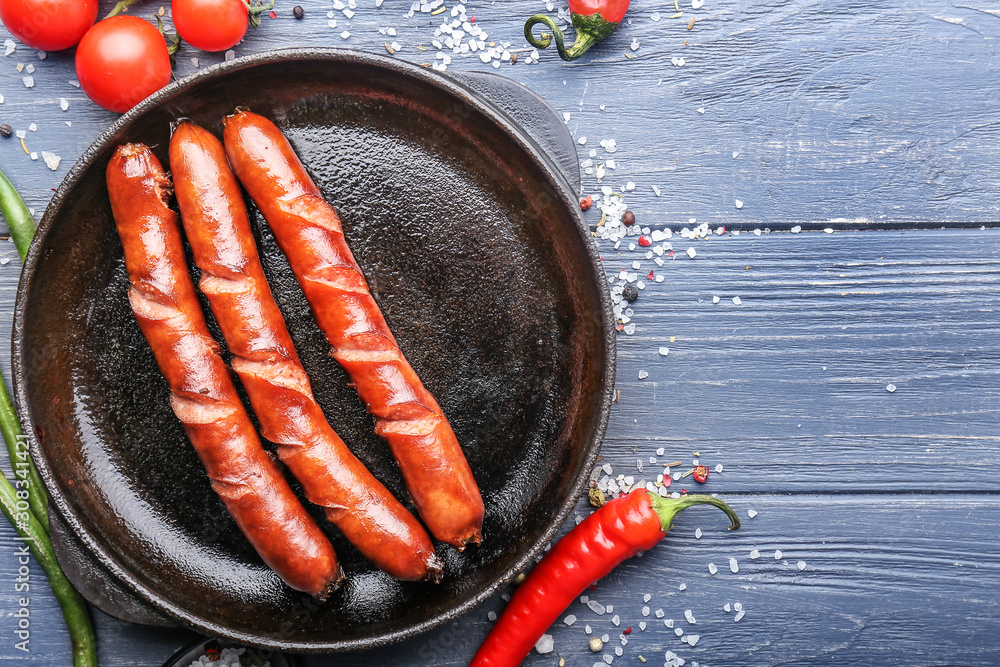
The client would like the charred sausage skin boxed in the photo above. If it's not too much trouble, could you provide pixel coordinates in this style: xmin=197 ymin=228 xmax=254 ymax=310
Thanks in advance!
xmin=106 ymin=143 xmax=342 ymax=598
xmin=222 ymin=109 xmax=485 ymax=549
xmin=169 ymin=121 xmax=442 ymax=581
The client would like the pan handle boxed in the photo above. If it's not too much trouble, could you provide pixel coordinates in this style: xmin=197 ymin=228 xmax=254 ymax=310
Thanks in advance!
xmin=50 ymin=504 xmax=177 ymax=627
xmin=445 ymin=70 xmax=583 ymax=194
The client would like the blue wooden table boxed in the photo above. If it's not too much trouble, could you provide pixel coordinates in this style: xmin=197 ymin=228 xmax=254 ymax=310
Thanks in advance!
xmin=2 ymin=0 xmax=1000 ymax=664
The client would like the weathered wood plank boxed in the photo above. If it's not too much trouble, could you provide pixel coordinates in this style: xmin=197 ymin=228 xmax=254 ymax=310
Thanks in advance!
xmin=2 ymin=495 xmax=998 ymax=665
xmin=599 ymin=227 xmax=1000 ymax=492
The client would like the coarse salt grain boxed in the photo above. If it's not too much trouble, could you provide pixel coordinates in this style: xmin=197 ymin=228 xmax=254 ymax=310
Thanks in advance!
xmin=664 ymin=619 xmax=674 ymax=628
xmin=708 ymin=563 xmax=718 ymax=574
xmin=564 ymin=614 xmax=577 ymax=625
xmin=23 ymin=76 xmax=34 ymax=87
xmin=686 ymin=634 xmax=700 ymax=646
xmin=732 ymin=296 xmax=742 ymax=305
xmin=774 ymin=549 xmax=783 ymax=560
xmin=750 ymin=549 xmax=760 ymax=558
xmin=886 ymin=383 xmax=897 ymax=392
xmin=588 ymin=600 xmax=606 ymax=615
xmin=724 ymin=603 xmax=731 ymax=612
xmin=747 ymin=509 xmax=758 ymax=518
xmin=639 ymin=621 xmax=646 ymax=631
xmin=734 ymin=610 xmax=746 ymax=622
xmin=790 ymin=225 xmax=802 ymax=233
xmin=684 ymin=610 xmax=695 ymax=624
xmin=487 ymin=611 xmax=496 ymax=621
xmin=638 ymin=370 xmax=648 ymax=379
xmin=715 ymin=464 xmax=723 ymax=473
xmin=659 ymin=347 xmax=669 ymax=356
xmin=694 ymin=528 xmax=702 ymax=539
xmin=797 ymin=561 xmax=807 ymax=570
xmin=686 ymin=247 xmax=696 ymax=258
xmin=712 ymin=296 xmax=720 ymax=304
xmin=678 ymin=583 xmax=686 ymax=591
xmin=612 ymin=615 xmax=620 ymax=626
xmin=729 ymin=558 xmax=739 ymax=573
xmin=641 ymin=606 xmax=650 ymax=617
xmin=535 ymin=634 xmax=554 ymax=654
xmin=41 ymin=151 xmax=61 ymax=170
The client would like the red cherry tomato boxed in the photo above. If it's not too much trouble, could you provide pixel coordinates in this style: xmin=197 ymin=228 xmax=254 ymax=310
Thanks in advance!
xmin=0 ymin=0 xmax=98 ymax=51
xmin=171 ymin=0 xmax=248 ymax=52
xmin=74 ymin=16 xmax=172 ymax=114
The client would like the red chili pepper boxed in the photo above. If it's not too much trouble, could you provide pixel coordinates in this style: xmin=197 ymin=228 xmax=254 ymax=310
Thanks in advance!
xmin=580 ymin=194 xmax=593 ymax=210
xmin=693 ymin=465 xmax=709 ymax=483
xmin=524 ymin=0 xmax=629 ymax=61
xmin=468 ymin=489 xmax=738 ymax=667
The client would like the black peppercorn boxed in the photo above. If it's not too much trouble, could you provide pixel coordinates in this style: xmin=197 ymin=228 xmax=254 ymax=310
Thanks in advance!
xmin=293 ymin=5 xmax=304 ymax=18
xmin=0 ymin=124 xmax=12 ymax=138
xmin=622 ymin=284 xmax=639 ymax=302
xmin=621 ymin=209 xmax=635 ymax=226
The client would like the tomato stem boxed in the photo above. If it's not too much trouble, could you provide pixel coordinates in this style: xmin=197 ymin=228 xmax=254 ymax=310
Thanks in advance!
xmin=105 ymin=0 xmax=143 ymax=19
xmin=244 ymin=0 xmax=275 ymax=28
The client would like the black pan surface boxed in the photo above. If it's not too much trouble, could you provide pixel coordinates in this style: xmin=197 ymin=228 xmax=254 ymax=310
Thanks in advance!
xmin=13 ymin=49 xmax=614 ymax=651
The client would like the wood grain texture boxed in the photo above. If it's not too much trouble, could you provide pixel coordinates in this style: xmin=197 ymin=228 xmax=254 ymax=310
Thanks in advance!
xmin=1 ymin=0 xmax=1000 ymax=663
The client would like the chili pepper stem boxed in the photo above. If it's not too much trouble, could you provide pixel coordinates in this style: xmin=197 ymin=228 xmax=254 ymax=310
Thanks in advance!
xmin=647 ymin=492 xmax=740 ymax=533
xmin=525 ymin=14 xmax=600 ymax=61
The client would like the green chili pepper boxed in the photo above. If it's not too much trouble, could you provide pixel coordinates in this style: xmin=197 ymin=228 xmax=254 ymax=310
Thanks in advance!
xmin=0 ymin=375 xmax=48 ymax=531
xmin=0 ymin=168 xmax=37 ymax=262
xmin=0 ymin=480 xmax=96 ymax=666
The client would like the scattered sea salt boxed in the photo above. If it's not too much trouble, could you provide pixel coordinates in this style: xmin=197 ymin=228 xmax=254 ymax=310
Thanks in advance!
xmin=639 ymin=621 xmax=647 ymax=631
xmin=886 ymin=383 xmax=897 ymax=393
xmin=564 ymin=614 xmax=577 ymax=626
xmin=612 ymin=614 xmax=620 ymax=626
xmin=750 ymin=549 xmax=760 ymax=558
xmin=341 ymin=31 xmax=351 ymax=38
xmin=684 ymin=610 xmax=696 ymax=624
xmin=588 ymin=600 xmax=607 ymax=615
xmin=686 ymin=634 xmax=700 ymax=646
xmin=686 ymin=247 xmax=696 ymax=258
xmin=729 ymin=558 xmax=739 ymax=573
xmin=678 ymin=583 xmax=686 ymax=591
xmin=715 ymin=464 xmax=723 ymax=473
xmin=487 ymin=611 xmax=496 ymax=621
xmin=734 ymin=610 xmax=746 ymax=622
xmin=747 ymin=509 xmax=758 ymax=518
xmin=22 ymin=76 xmax=34 ymax=88
xmin=694 ymin=528 xmax=702 ymax=539
xmin=664 ymin=619 xmax=674 ymax=628
xmin=797 ymin=561 xmax=807 ymax=570
xmin=708 ymin=563 xmax=718 ymax=575
xmin=658 ymin=347 xmax=669 ymax=356
xmin=732 ymin=296 xmax=742 ymax=305
xmin=790 ymin=225 xmax=802 ymax=233
xmin=0 ymin=258 xmax=9 ymax=266
xmin=638 ymin=370 xmax=648 ymax=379
xmin=735 ymin=199 xmax=744 ymax=209
xmin=642 ymin=606 xmax=650 ymax=617
xmin=774 ymin=550 xmax=783 ymax=560
xmin=4 ymin=40 xmax=14 ymax=56
xmin=59 ymin=97 xmax=69 ymax=111
xmin=724 ymin=603 xmax=731 ymax=612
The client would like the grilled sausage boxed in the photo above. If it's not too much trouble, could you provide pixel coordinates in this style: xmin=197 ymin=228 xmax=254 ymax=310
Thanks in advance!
xmin=169 ymin=121 xmax=443 ymax=581
xmin=106 ymin=143 xmax=342 ymax=597
xmin=222 ymin=109 xmax=485 ymax=549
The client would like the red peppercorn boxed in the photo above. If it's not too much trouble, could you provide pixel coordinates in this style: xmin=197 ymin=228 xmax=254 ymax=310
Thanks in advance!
xmin=646 ymin=270 xmax=655 ymax=280
xmin=622 ymin=210 xmax=636 ymax=226
xmin=637 ymin=236 xmax=651 ymax=247
xmin=693 ymin=466 xmax=709 ymax=483
xmin=580 ymin=194 xmax=593 ymax=211
xmin=623 ymin=627 xmax=632 ymax=635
